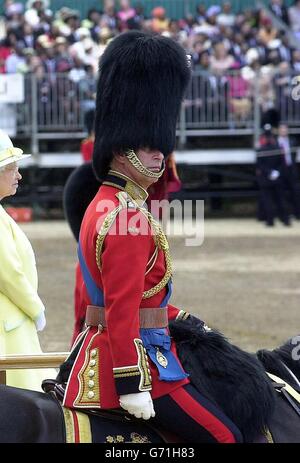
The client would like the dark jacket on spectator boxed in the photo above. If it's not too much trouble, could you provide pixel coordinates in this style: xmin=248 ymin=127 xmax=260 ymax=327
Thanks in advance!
xmin=256 ymin=135 xmax=285 ymax=186
xmin=269 ymin=2 xmax=290 ymax=25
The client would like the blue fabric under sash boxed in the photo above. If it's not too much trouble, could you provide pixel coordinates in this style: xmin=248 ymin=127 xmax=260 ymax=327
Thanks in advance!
xmin=140 ymin=327 xmax=189 ymax=381
xmin=140 ymin=280 xmax=189 ymax=382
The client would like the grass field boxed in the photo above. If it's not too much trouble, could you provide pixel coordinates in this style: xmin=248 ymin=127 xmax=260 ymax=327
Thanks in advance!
xmin=20 ymin=218 xmax=300 ymax=355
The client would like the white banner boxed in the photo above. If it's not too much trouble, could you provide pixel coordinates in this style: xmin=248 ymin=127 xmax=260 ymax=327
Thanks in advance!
xmin=0 ymin=103 xmax=17 ymax=136
xmin=0 ymin=74 xmax=24 ymax=103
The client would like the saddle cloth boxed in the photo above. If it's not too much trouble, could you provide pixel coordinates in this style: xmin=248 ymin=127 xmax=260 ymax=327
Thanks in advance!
xmin=60 ymin=404 xmax=171 ymax=443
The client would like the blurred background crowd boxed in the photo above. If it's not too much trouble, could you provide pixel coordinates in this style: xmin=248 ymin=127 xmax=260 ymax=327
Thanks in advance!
xmin=1 ymin=0 xmax=300 ymax=76
xmin=1 ymin=0 xmax=300 ymax=127
xmin=0 ymin=0 xmax=300 ymax=225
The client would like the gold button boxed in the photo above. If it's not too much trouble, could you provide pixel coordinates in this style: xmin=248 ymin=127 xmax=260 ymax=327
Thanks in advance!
xmin=88 ymin=370 xmax=95 ymax=377
xmin=88 ymin=380 xmax=95 ymax=388
xmin=87 ymin=391 xmax=95 ymax=399
xmin=89 ymin=360 xmax=96 ymax=367
xmin=91 ymin=349 xmax=97 ymax=357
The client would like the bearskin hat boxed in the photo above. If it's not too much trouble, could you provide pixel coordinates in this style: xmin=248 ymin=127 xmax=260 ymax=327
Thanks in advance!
xmin=93 ymin=31 xmax=191 ymax=180
xmin=63 ymin=163 xmax=100 ymax=241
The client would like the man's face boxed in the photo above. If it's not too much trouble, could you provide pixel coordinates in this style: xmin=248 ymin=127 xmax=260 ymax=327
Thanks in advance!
xmin=136 ymin=148 xmax=164 ymax=173
xmin=113 ymin=148 xmax=165 ymax=190
xmin=129 ymin=148 xmax=164 ymax=189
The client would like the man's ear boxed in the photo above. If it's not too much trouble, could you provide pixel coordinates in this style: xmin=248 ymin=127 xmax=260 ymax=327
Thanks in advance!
xmin=114 ymin=152 xmax=126 ymax=164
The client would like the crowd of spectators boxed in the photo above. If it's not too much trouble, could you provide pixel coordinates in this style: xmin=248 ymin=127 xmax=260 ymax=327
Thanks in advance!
xmin=0 ymin=0 xmax=300 ymax=128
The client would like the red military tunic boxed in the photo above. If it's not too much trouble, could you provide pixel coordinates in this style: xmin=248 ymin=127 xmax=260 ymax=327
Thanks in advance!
xmin=63 ymin=171 xmax=189 ymax=410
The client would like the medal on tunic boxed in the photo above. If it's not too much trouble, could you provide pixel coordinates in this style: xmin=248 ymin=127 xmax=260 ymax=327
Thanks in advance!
xmin=156 ymin=348 xmax=168 ymax=368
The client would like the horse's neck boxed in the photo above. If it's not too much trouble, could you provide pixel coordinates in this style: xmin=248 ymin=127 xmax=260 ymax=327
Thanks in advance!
xmin=280 ymin=360 xmax=300 ymax=389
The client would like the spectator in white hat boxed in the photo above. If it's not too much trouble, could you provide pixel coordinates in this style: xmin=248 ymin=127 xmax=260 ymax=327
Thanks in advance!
xmin=25 ymin=0 xmax=52 ymax=28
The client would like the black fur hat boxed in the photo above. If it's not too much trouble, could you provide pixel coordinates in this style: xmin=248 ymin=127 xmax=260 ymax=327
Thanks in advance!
xmin=63 ymin=163 xmax=100 ymax=241
xmin=93 ymin=31 xmax=191 ymax=181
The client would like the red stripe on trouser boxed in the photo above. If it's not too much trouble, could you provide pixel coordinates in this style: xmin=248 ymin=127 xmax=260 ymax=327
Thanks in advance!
xmin=169 ymin=387 xmax=236 ymax=443
xmin=72 ymin=410 xmax=80 ymax=443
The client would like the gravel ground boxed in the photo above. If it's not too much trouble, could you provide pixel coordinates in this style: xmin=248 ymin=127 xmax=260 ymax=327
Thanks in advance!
xmin=20 ymin=218 xmax=300 ymax=355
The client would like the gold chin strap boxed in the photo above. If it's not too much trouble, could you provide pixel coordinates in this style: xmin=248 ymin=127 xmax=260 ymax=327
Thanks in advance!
xmin=125 ymin=149 xmax=165 ymax=179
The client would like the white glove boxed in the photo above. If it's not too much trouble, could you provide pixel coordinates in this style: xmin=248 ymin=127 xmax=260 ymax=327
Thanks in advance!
xmin=119 ymin=391 xmax=155 ymax=420
xmin=269 ymin=170 xmax=280 ymax=181
xmin=34 ymin=311 xmax=46 ymax=332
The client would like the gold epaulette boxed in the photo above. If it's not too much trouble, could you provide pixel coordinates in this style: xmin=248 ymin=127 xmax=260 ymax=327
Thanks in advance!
xmin=96 ymin=191 xmax=139 ymax=270
xmin=96 ymin=202 xmax=123 ymax=271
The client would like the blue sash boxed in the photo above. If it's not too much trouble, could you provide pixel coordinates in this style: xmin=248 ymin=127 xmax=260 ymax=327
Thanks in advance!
xmin=78 ymin=242 xmax=104 ymax=307
xmin=78 ymin=242 xmax=188 ymax=382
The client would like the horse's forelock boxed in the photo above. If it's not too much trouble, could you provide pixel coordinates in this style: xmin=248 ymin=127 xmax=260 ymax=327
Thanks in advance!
xmin=257 ymin=349 xmax=290 ymax=381
xmin=257 ymin=337 xmax=300 ymax=389
xmin=274 ymin=337 xmax=300 ymax=382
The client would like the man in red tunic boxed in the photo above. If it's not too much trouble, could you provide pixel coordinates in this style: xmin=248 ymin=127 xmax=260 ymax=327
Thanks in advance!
xmin=56 ymin=31 xmax=242 ymax=443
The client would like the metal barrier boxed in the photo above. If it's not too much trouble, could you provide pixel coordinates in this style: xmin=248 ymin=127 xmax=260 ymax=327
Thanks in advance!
xmin=17 ymin=72 xmax=94 ymax=155
xmin=183 ymin=71 xmax=254 ymax=127
xmin=276 ymin=79 xmax=300 ymax=127
xmin=18 ymin=73 xmax=93 ymax=132
xmin=14 ymin=69 xmax=300 ymax=154
xmin=0 ymin=353 xmax=69 ymax=385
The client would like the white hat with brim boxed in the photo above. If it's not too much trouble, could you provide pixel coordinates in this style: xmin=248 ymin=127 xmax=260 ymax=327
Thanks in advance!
xmin=26 ymin=0 xmax=50 ymax=10
xmin=0 ymin=131 xmax=31 ymax=168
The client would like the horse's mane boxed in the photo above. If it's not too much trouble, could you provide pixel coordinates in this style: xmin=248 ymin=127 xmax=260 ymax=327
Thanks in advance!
xmin=257 ymin=336 xmax=300 ymax=390
xmin=169 ymin=316 xmax=275 ymax=442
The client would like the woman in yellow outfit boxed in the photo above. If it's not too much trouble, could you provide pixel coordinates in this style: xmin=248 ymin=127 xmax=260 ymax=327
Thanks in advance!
xmin=0 ymin=130 xmax=55 ymax=391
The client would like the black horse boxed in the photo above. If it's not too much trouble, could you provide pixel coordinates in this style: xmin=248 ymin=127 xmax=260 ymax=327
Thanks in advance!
xmin=0 ymin=334 xmax=299 ymax=443
xmin=256 ymin=337 xmax=300 ymax=443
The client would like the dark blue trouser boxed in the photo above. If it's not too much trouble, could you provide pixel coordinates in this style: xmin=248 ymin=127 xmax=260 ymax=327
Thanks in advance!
xmin=152 ymin=384 xmax=243 ymax=443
